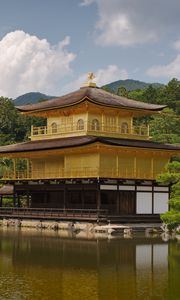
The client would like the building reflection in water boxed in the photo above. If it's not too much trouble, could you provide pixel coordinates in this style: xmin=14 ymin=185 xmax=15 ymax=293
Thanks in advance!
xmin=0 ymin=229 xmax=178 ymax=300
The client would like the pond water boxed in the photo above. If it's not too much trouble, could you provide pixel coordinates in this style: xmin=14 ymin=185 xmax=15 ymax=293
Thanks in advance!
xmin=0 ymin=228 xmax=179 ymax=300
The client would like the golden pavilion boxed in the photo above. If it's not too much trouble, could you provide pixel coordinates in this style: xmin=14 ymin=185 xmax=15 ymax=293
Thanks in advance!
xmin=0 ymin=74 xmax=179 ymax=222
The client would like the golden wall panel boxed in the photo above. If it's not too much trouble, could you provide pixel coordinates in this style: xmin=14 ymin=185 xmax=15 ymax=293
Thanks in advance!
xmin=118 ymin=154 xmax=135 ymax=178
xmin=44 ymin=157 xmax=64 ymax=178
xmin=31 ymin=159 xmax=45 ymax=179
xmin=136 ymin=156 xmax=152 ymax=179
xmin=1 ymin=143 xmax=176 ymax=180
xmin=64 ymin=153 xmax=99 ymax=177
xmin=153 ymin=157 xmax=169 ymax=177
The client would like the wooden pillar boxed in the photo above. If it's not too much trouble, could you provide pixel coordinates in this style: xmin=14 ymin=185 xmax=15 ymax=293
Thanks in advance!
xmin=31 ymin=125 xmax=33 ymax=137
xmin=117 ymin=182 xmax=120 ymax=215
xmin=135 ymin=182 xmax=137 ymax=215
xmin=17 ymin=195 xmax=20 ymax=207
xmin=152 ymin=182 xmax=154 ymax=214
xmin=26 ymin=159 xmax=30 ymax=179
xmin=44 ymin=191 xmax=48 ymax=207
xmin=101 ymin=111 xmax=104 ymax=132
xmin=116 ymin=154 xmax=119 ymax=177
xmin=134 ymin=156 xmax=137 ymax=178
xmin=130 ymin=117 xmax=133 ymax=135
xmin=97 ymin=181 xmax=101 ymax=211
xmin=27 ymin=190 xmax=30 ymax=208
xmin=13 ymin=193 xmax=16 ymax=207
xmin=12 ymin=159 xmax=16 ymax=179
xmin=147 ymin=124 xmax=150 ymax=136
xmin=82 ymin=187 xmax=84 ymax=209
xmin=86 ymin=111 xmax=89 ymax=133
xmin=63 ymin=187 xmax=66 ymax=210
xmin=151 ymin=157 xmax=154 ymax=179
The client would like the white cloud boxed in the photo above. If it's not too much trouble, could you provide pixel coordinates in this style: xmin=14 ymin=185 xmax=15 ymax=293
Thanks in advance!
xmin=0 ymin=31 xmax=76 ymax=98
xmin=95 ymin=65 xmax=128 ymax=85
xmin=147 ymin=37 xmax=180 ymax=79
xmin=96 ymin=11 xmax=156 ymax=46
xmin=63 ymin=65 xmax=128 ymax=92
xmin=80 ymin=0 xmax=95 ymax=6
xmin=147 ymin=55 xmax=180 ymax=79
xmin=81 ymin=0 xmax=180 ymax=47
xmin=173 ymin=39 xmax=180 ymax=51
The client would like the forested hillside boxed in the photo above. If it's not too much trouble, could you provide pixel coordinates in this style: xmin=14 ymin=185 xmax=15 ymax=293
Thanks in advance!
xmin=0 ymin=78 xmax=179 ymax=146
xmin=103 ymin=79 xmax=164 ymax=93
xmin=14 ymin=92 xmax=55 ymax=106
xmin=103 ymin=78 xmax=180 ymax=144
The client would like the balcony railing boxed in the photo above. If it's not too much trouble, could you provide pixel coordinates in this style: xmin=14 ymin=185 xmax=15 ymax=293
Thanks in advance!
xmin=31 ymin=122 xmax=149 ymax=140
xmin=0 ymin=207 xmax=108 ymax=221
xmin=2 ymin=167 xmax=156 ymax=181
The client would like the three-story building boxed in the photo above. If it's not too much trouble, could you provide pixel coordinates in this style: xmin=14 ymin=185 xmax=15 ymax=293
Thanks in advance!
xmin=0 ymin=76 xmax=179 ymax=222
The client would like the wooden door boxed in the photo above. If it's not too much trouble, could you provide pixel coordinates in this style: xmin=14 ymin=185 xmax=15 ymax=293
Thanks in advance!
xmin=118 ymin=191 xmax=136 ymax=215
xmin=100 ymin=191 xmax=117 ymax=215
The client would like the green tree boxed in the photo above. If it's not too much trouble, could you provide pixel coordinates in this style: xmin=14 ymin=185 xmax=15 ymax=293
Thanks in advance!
xmin=0 ymin=158 xmax=13 ymax=178
xmin=148 ymin=78 xmax=180 ymax=113
xmin=0 ymin=97 xmax=26 ymax=144
xmin=142 ymin=85 xmax=158 ymax=103
xmin=128 ymin=89 xmax=145 ymax=102
xmin=0 ymin=97 xmax=46 ymax=145
xmin=157 ymin=161 xmax=180 ymax=230
xmin=149 ymin=108 xmax=180 ymax=143
xmin=117 ymin=86 xmax=129 ymax=97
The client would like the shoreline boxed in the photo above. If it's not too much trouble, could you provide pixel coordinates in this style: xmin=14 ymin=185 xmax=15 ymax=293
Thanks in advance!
xmin=1 ymin=219 xmax=179 ymax=241
xmin=0 ymin=217 xmax=163 ymax=234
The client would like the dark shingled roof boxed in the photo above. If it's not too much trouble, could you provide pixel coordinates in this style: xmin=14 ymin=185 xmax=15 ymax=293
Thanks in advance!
xmin=16 ymin=87 xmax=167 ymax=113
xmin=0 ymin=136 xmax=179 ymax=154
xmin=0 ymin=185 xmax=14 ymax=195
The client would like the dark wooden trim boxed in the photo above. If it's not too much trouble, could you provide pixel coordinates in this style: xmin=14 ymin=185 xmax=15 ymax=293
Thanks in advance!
xmin=117 ymin=183 xmax=120 ymax=215
xmin=152 ymin=184 xmax=154 ymax=214
xmin=63 ymin=187 xmax=66 ymax=210
xmin=97 ymin=181 xmax=101 ymax=211
xmin=135 ymin=182 xmax=137 ymax=214
xmin=27 ymin=190 xmax=30 ymax=208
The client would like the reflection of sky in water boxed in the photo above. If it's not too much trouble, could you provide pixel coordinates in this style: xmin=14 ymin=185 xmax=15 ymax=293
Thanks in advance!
xmin=0 ymin=229 xmax=179 ymax=300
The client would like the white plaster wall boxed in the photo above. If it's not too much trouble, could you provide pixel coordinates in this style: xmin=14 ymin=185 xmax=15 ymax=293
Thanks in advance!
xmin=136 ymin=192 xmax=152 ymax=214
xmin=137 ymin=186 xmax=152 ymax=191
xmin=153 ymin=193 xmax=169 ymax=214
xmin=154 ymin=186 xmax=169 ymax=192
xmin=118 ymin=185 xmax=135 ymax=191
xmin=100 ymin=185 xmax=117 ymax=190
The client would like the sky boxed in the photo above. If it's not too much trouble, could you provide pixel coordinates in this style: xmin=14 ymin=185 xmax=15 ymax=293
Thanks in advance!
xmin=0 ymin=0 xmax=180 ymax=98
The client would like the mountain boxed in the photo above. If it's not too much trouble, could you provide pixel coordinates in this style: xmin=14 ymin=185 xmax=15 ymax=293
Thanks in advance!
xmin=103 ymin=79 xmax=164 ymax=93
xmin=13 ymin=79 xmax=164 ymax=106
xmin=14 ymin=92 xmax=56 ymax=106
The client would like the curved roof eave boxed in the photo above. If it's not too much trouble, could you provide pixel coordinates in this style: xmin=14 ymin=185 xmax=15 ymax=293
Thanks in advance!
xmin=0 ymin=136 xmax=179 ymax=156
xmin=16 ymin=87 xmax=167 ymax=113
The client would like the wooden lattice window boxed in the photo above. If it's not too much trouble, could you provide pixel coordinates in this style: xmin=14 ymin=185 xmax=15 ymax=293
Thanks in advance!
xmin=91 ymin=119 xmax=100 ymax=131
xmin=121 ymin=122 xmax=129 ymax=134
xmin=77 ymin=119 xmax=84 ymax=130
xmin=51 ymin=122 xmax=58 ymax=133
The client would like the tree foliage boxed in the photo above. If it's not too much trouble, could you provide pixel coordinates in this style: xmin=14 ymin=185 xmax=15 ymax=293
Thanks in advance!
xmin=149 ymin=108 xmax=180 ymax=143
xmin=157 ymin=161 xmax=180 ymax=230
xmin=0 ymin=97 xmax=25 ymax=145
xmin=0 ymin=97 xmax=46 ymax=145
xmin=104 ymin=78 xmax=180 ymax=144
